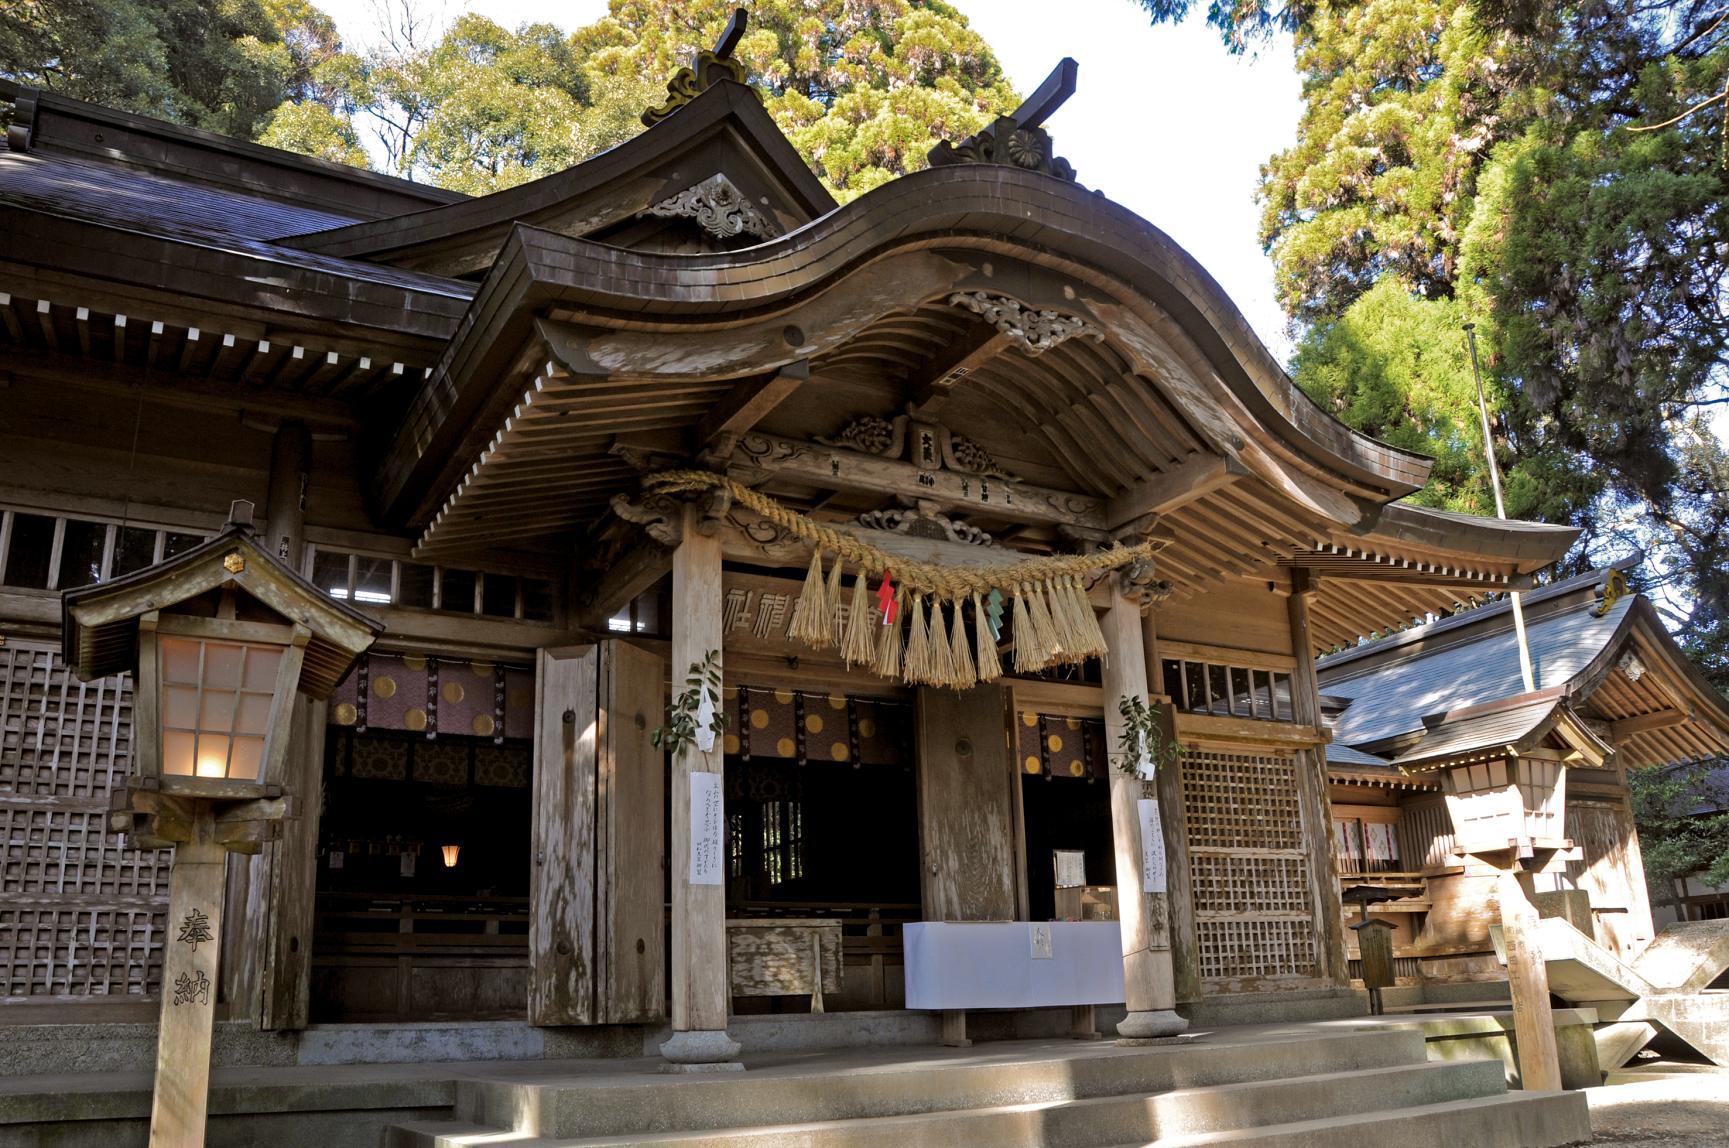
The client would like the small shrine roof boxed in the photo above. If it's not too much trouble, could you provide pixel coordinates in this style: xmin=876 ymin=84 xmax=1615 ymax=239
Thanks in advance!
xmin=1319 ymin=566 xmax=1729 ymax=769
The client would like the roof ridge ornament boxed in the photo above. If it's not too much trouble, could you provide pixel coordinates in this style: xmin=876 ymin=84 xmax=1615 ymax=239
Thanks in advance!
xmin=947 ymin=291 xmax=1103 ymax=355
xmin=645 ymin=173 xmax=780 ymax=241
xmin=927 ymin=58 xmax=1079 ymax=182
xmin=642 ymin=7 xmax=753 ymax=127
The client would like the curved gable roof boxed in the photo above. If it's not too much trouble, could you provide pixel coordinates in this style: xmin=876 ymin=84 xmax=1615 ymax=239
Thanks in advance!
xmin=280 ymin=81 xmax=836 ymax=276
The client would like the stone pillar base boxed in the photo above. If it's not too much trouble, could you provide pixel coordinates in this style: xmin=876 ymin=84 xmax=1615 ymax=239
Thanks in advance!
xmin=1116 ymin=1009 xmax=1188 ymax=1041
xmin=659 ymin=1028 xmax=744 ymax=1072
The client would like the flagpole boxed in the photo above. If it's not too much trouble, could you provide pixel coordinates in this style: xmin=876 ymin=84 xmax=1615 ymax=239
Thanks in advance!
xmin=1464 ymin=323 xmax=1537 ymax=693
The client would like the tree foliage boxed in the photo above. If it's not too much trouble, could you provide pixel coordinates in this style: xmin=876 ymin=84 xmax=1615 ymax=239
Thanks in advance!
xmin=1628 ymin=763 xmax=1729 ymax=906
xmin=0 ymin=0 xmax=299 ymax=137
xmin=361 ymin=0 xmax=1018 ymax=197
xmin=1139 ymin=0 xmax=1729 ymax=690
xmin=5 ymin=1 xmax=1016 ymax=201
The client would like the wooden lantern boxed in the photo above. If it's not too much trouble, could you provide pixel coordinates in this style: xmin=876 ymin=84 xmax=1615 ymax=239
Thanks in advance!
xmin=62 ymin=500 xmax=381 ymax=834
xmin=60 ymin=501 xmax=380 ymax=1148
xmin=1439 ymin=755 xmax=1569 ymax=858
xmin=1393 ymin=694 xmax=1612 ymax=862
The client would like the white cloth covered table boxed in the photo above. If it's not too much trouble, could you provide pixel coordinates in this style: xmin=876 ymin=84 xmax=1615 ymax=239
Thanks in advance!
xmin=903 ymin=921 xmax=1125 ymax=1010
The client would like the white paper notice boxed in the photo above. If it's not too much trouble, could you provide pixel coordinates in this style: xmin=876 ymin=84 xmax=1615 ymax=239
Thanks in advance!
xmin=1029 ymin=922 xmax=1054 ymax=960
xmin=1053 ymin=849 xmax=1086 ymax=889
xmin=1137 ymin=798 xmax=1167 ymax=893
xmin=689 ymin=770 xmax=725 ymax=885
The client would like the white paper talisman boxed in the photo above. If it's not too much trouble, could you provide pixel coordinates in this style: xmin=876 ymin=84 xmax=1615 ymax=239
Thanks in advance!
xmin=694 ymin=688 xmax=717 ymax=753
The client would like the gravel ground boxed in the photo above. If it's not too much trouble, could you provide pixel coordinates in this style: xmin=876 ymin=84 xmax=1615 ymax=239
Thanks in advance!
xmin=1579 ymin=1070 xmax=1729 ymax=1146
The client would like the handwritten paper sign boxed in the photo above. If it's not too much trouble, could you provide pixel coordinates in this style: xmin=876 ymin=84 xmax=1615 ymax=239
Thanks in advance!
xmin=1137 ymin=798 xmax=1167 ymax=893
xmin=1053 ymin=849 xmax=1087 ymax=889
xmin=689 ymin=771 xmax=725 ymax=885
xmin=1029 ymin=921 xmax=1054 ymax=960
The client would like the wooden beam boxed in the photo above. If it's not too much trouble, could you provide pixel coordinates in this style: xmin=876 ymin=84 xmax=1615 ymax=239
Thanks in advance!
xmin=1012 ymin=56 xmax=1078 ymax=128
xmin=1106 ymin=454 xmax=1243 ymax=529
xmin=695 ymin=361 xmax=808 ymax=458
xmin=577 ymin=539 xmax=673 ymax=630
xmin=906 ymin=329 xmax=1012 ymax=419
xmin=1610 ymin=707 xmax=1692 ymax=742
xmin=730 ymin=430 xmax=1105 ymax=530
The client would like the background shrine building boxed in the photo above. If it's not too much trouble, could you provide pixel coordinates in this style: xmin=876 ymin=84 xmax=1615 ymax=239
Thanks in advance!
xmin=1 ymin=40 xmax=1726 ymax=1146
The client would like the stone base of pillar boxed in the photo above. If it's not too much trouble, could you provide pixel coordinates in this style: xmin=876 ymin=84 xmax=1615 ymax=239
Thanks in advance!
xmin=658 ymin=1029 xmax=744 ymax=1072
xmin=1116 ymin=1009 xmax=1189 ymax=1040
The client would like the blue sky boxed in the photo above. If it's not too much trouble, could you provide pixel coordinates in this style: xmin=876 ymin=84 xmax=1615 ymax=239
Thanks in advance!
xmin=316 ymin=1 xmax=1302 ymax=360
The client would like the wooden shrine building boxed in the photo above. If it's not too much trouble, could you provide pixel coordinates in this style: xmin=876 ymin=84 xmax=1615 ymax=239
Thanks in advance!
xmin=0 ymin=48 xmax=1623 ymax=1067
xmin=1316 ymin=565 xmax=1729 ymax=983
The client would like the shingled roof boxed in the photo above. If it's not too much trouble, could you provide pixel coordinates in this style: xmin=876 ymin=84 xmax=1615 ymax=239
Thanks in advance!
xmin=1318 ymin=566 xmax=1729 ymax=770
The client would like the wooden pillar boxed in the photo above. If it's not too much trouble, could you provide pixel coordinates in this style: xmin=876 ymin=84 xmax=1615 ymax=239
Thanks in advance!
xmin=1286 ymin=570 xmax=1350 ymax=987
xmin=659 ymin=503 xmax=741 ymax=1070
xmin=1101 ymin=583 xmax=1185 ymax=1039
xmin=151 ymin=808 xmax=225 ymax=1147
xmin=1499 ymin=866 xmax=1564 ymax=1091
xmin=223 ymin=423 xmax=314 ymax=1022
xmin=1614 ymin=762 xmax=1657 ymax=950
xmin=1141 ymin=611 xmax=1200 ymax=1004
xmin=256 ymin=697 xmax=326 ymax=1029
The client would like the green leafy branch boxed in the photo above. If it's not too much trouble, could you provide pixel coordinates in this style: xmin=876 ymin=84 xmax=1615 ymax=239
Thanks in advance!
xmin=652 ymin=650 xmax=726 ymax=758
xmin=1114 ymin=694 xmax=1181 ymax=777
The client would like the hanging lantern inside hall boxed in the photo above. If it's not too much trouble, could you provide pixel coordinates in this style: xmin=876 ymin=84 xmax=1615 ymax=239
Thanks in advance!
xmin=442 ymin=844 xmax=461 ymax=868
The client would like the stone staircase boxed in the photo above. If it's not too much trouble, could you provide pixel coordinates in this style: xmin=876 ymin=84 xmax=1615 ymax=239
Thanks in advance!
xmin=385 ymin=1027 xmax=1590 ymax=1148
xmin=1518 ymin=916 xmax=1729 ymax=1069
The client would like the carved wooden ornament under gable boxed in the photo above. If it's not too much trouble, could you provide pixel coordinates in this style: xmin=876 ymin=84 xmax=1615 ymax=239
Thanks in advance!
xmin=645 ymin=173 xmax=780 ymax=242
xmin=948 ymin=291 xmax=1104 ymax=356
xmin=816 ymin=404 xmax=1019 ymax=482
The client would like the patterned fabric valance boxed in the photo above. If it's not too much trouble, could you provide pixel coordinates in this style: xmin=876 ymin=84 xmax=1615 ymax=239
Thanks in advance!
xmin=723 ymin=686 xmax=910 ymax=767
xmin=328 ymin=652 xmax=534 ymax=742
xmin=1016 ymin=710 xmax=1107 ymax=780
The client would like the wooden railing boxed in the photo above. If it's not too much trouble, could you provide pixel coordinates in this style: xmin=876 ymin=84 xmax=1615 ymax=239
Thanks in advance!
xmin=313 ymin=891 xmax=531 ymax=957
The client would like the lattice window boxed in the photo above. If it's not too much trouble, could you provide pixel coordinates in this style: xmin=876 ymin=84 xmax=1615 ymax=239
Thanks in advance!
xmin=1182 ymin=747 xmax=1318 ymax=983
xmin=0 ymin=640 xmax=169 ymax=1000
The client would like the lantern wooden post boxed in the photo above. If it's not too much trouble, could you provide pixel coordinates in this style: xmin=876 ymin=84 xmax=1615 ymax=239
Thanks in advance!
xmin=659 ymin=502 xmax=742 ymax=1070
xmin=1101 ymin=580 xmax=1186 ymax=1040
xmin=64 ymin=502 xmax=382 ymax=1146
xmin=150 ymin=807 xmax=225 ymax=1146
xmin=1499 ymin=865 xmax=1564 ymax=1090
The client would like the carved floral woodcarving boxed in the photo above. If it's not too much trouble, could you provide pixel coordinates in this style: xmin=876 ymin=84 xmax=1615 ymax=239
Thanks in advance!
xmin=947 ymin=291 xmax=1103 ymax=355
xmin=646 ymin=174 xmax=780 ymax=242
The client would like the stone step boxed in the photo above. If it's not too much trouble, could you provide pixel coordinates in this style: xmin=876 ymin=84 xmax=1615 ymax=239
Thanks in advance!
xmin=1142 ymin=1091 xmax=1591 ymax=1148
xmin=386 ymin=1120 xmax=516 ymax=1147
xmin=456 ymin=1029 xmax=1429 ymax=1140
xmin=389 ymin=1059 xmax=1553 ymax=1148
xmin=510 ymin=1059 xmax=1506 ymax=1148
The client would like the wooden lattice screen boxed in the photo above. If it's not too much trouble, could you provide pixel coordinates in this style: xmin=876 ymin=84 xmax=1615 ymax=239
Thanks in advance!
xmin=0 ymin=639 xmax=169 ymax=1001
xmin=1181 ymin=746 xmax=1319 ymax=984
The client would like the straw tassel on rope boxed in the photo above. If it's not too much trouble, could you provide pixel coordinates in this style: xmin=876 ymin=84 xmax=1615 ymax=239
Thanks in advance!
xmin=929 ymin=599 xmax=958 ymax=688
xmin=841 ymin=571 xmax=877 ymax=666
xmin=1025 ymin=582 xmax=1062 ymax=669
xmin=949 ymin=600 xmax=977 ymax=689
xmin=973 ymin=592 xmax=1002 ymax=682
xmin=1011 ymin=588 xmax=1037 ymax=674
xmin=874 ymin=588 xmax=906 ymax=679
xmin=903 ymin=593 xmax=933 ymax=684
xmin=789 ymin=551 xmax=832 ymax=647
xmin=823 ymin=556 xmax=845 ymax=645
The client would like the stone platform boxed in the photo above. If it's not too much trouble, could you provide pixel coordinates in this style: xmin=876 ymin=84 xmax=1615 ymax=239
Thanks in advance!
xmin=0 ymin=1023 xmax=1592 ymax=1148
